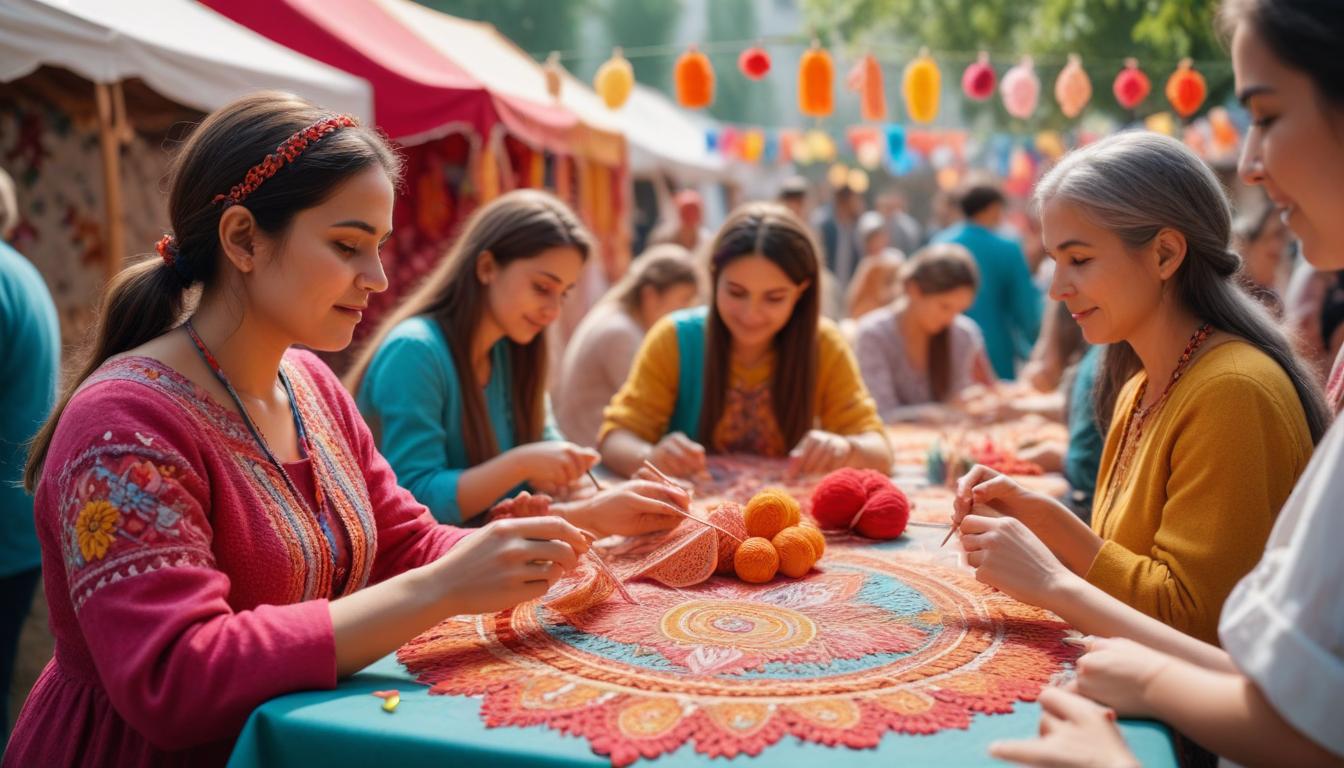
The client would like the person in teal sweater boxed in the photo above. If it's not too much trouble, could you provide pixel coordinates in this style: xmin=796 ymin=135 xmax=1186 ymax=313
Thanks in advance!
xmin=933 ymin=184 xmax=1042 ymax=378
xmin=0 ymin=168 xmax=60 ymax=747
xmin=347 ymin=190 xmax=687 ymax=533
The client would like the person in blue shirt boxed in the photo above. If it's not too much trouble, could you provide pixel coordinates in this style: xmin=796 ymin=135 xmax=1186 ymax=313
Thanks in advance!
xmin=346 ymin=190 xmax=686 ymax=532
xmin=933 ymin=184 xmax=1042 ymax=378
xmin=0 ymin=167 xmax=60 ymax=747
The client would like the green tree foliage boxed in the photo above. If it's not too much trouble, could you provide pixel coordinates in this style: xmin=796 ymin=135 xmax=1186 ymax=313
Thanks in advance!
xmin=418 ymin=0 xmax=590 ymax=59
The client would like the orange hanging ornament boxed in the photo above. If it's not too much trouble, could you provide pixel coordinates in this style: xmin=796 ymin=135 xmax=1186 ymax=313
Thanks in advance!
xmin=1166 ymin=58 xmax=1207 ymax=118
xmin=675 ymin=45 xmax=714 ymax=109
xmin=859 ymin=54 xmax=886 ymax=121
xmin=1113 ymin=58 xmax=1150 ymax=111
xmin=798 ymin=41 xmax=834 ymax=117
xmin=1054 ymin=53 xmax=1092 ymax=119
xmin=902 ymin=48 xmax=940 ymax=124
xmin=594 ymin=47 xmax=635 ymax=109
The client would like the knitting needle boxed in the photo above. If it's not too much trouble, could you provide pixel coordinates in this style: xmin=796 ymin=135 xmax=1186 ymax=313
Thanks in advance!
xmin=587 ymin=469 xmax=605 ymax=492
xmin=642 ymin=459 xmax=744 ymax=542
xmin=939 ymin=522 xmax=959 ymax=548
xmin=574 ymin=522 xmax=639 ymax=605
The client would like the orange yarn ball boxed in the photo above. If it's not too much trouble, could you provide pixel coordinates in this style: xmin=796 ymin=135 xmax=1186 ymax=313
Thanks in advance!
xmin=744 ymin=488 xmax=800 ymax=539
xmin=772 ymin=526 xmax=818 ymax=578
xmin=798 ymin=523 xmax=826 ymax=560
xmin=734 ymin=537 xmax=779 ymax=583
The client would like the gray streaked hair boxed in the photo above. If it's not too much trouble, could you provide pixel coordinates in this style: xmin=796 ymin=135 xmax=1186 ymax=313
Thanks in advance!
xmin=1033 ymin=130 xmax=1329 ymax=442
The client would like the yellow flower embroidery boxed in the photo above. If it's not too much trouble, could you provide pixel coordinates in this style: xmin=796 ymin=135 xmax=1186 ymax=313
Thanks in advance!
xmin=76 ymin=500 xmax=121 ymax=562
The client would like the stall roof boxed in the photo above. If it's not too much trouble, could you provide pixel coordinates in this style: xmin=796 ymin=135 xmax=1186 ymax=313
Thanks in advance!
xmin=0 ymin=0 xmax=373 ymax=119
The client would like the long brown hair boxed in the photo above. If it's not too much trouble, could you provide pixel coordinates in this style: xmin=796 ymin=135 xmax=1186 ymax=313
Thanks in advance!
xmin=700 ymin=203 xmax=820 ymax=447
xmin=898 ymin=243 xmax=980 ymax=402
xmin=346 ymin=189 xmax=591 ymax=465
xmin=24 ymin=92 xmax=400 ymax=492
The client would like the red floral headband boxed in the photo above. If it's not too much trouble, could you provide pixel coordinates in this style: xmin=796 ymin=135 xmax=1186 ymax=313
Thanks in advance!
xmin=157 ymin=114 xmax=358 ymax=269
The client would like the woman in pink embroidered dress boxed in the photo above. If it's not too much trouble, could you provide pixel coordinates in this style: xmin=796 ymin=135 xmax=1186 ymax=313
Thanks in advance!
xmin=2 ymin=94 xmax=608 ymax=767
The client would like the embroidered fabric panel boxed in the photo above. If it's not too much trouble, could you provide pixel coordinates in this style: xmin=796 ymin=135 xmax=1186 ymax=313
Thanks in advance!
xmin=401 ymin=546 xmax=1076 ymax=766
xmin=400 ymin=455 xmax=1077 ymax=765
xmin=57 ymin=441 xmax=213 ymax=612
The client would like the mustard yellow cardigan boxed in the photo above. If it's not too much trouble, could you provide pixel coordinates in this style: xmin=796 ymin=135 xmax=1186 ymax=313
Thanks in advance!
xmin=1089 ymin=340 xmax=1313 ymax=644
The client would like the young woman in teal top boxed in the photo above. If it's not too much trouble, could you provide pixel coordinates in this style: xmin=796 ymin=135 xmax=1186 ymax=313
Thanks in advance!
xmin=347 ymin=190 xmax=687 ymax=532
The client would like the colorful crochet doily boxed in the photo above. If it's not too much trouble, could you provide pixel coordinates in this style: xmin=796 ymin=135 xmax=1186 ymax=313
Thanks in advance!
xmin=399 ymin=541 xmax=1078 ymax=766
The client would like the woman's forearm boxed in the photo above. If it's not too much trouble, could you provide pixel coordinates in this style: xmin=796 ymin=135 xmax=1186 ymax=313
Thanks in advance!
xmin=1143 ymin=659 xmax=1339 ymax=768
xmin=598 ymin=429 xmax=654 ymax=477
xmin=1047 ymin=575 xmax=1236 ymax=673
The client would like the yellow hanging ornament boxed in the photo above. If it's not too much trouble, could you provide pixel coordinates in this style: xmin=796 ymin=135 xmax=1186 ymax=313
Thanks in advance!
xmin=594 ymin=47 xmax=635 ymax=109
xmin=902 ymin=48 xmax=940 ymax=124
xmin=798 ymin=41 xmax=835 ymax=117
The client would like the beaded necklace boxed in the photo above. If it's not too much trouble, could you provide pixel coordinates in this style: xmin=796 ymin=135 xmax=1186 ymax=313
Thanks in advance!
xmin=1098 ymin=323 xmax=1214 ymax=516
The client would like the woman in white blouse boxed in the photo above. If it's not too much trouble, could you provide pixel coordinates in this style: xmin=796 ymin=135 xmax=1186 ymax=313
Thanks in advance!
xmin=984 ymin=1 xmax=1344 ymax=765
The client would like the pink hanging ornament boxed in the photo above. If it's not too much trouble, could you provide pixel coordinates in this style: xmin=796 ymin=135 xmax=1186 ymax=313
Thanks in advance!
xmin=962 ymin=51 xmax=996 ymax=101
xmin=1000 ymin=56 xmax=1040 ymax=120
xmin=1113 ymin=58 xmax=1151 ymax=110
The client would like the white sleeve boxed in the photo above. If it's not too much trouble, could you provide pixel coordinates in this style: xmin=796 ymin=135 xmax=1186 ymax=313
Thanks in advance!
xmin=1218 ymin=418 xmax=1344 ymax=758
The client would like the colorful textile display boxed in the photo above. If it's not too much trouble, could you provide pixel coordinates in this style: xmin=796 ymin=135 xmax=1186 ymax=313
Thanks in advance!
xmin=401 ymin=544 xmax=1077 ymax=766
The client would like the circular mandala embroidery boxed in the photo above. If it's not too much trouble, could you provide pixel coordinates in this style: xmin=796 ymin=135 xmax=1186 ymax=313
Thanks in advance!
xmin=400 ymin=544 xmax=1078 ymax=766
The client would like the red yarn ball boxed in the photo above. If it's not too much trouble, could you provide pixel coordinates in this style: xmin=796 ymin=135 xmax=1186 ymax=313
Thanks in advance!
xmin=854 ymin=489 xmax=909 ymax=539
xmin=857 ymin=469 xmax=893 ymax=497
xmin=809 ymin=468 xmax=868 ymax=529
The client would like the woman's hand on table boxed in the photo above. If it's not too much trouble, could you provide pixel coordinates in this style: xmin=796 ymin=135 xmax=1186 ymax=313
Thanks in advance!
xmin=988 ymin=687 xmax=1139 ymax=768
xmin=436 ymin=516 xmax=590 ymax=615
xmin=648 ymin=432 xmax=708 ymax=478
xmin=1068 ymin=637 xmax=1173 ymax=719
xmin=512 ymin=441 xmax=600 ymax=491
xmin=958 ymin=513 xmax=1080 ymax=610
xmin=788 ymin=430 xmax=854 ymax=478
xmin=561 ymin=479 xmax=689 ymax=538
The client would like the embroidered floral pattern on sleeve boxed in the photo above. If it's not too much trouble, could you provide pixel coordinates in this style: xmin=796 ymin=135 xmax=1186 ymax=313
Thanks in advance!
xmin=58 ymin=445 xmax=213 ymax=611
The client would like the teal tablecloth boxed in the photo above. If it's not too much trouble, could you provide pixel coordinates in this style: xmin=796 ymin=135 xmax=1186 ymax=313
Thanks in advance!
xmin=228 ymin=524 xmax=1178 ymax=767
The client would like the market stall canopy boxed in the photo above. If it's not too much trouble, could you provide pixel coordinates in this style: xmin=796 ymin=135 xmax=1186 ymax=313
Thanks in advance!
xmin=0 ymin=0 xmax=373 ymax=119
xmin=202 ymin=0 xmax=575 ymax=149
xmin=376 ymin=0 xmax=625 ymax=167
xmin=620 ymin=84 xmax=725 ymax=182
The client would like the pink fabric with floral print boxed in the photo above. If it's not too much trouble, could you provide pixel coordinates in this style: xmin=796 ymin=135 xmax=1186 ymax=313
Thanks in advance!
xmin=3 ymin=350 xmax=469 ymax=768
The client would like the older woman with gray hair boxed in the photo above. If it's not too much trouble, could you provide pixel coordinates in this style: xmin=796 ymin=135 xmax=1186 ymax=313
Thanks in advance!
xmin=950 ymin=130 xmax=1328 ymax=646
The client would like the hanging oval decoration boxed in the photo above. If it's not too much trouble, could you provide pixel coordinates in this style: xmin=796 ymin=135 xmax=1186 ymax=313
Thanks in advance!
xmin=798 ymin=41 xmax=835 ymax=117
xmin=1001 ymin=56 xmax=1040 ymax=120
xmin=902 ymin=48 xmax=941 ymax=123
xmin=543 ymin=52 xmax=563 ymax=100
xmin=858 ymin=53 xmax=887 ymax=121
xmin=1054 ymin=53 xmax=1092 ymax=118
xmin=593 ymin=48 xmax=635 ymax=109
xmin=962 ymin=51 xmax=996 ymax=101
xmin=675 ymin=45 xmax=715 ymax=109
xmin=1113 ymin=58 xmax=1151 ymax=110
xmin=1165 ymin=58 xmax=1207 ymax=118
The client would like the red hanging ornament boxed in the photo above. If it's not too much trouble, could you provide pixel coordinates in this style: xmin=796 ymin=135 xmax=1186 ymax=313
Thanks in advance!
xmin=962 ymin=51 xmax=995 ymax=101
xmin=1166 ymin=58 xmax=1208 ymax=118
xmin=1113 ymin=58 xmax=1151 ymax=111
xmin=738 ymin=45 xmax=771 ymax=80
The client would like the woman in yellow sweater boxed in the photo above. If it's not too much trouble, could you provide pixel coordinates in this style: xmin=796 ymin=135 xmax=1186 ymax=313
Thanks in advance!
xmin=949 ymin=131 xmax=1330 ymax=644
xmin=599 ymin=203 xmax=892 ymax=479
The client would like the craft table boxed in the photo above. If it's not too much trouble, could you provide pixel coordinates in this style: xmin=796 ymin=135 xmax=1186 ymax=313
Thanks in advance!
xmin=228 ymin=522 xmax=1177 ymax=767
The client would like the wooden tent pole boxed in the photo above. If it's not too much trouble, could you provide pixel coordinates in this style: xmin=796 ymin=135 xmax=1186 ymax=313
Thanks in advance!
xmin=94 ymin=81 xmax=127 ymax=283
